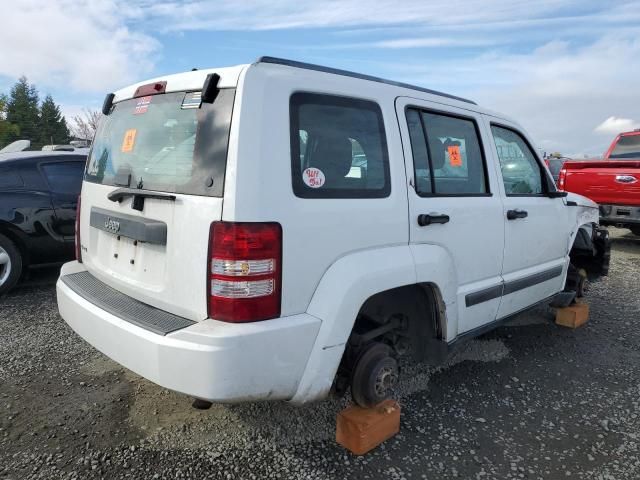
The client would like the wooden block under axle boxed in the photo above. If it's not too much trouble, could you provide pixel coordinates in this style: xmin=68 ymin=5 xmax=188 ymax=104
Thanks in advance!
xmin=555 ymin=301 xmax=589 ymax=329
xmin=336 ymin=399 xmax=400 ymax=455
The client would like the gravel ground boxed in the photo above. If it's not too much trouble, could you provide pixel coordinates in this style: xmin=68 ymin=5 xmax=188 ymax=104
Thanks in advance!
xmin=1 ymin=228 xmax=639 ymax=479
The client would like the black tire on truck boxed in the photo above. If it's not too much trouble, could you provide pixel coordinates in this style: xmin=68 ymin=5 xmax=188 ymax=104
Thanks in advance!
xmin=0 ymin=233 xmax=23 ymax=296
xmin=630 ymin=227 xmax=640 ymax=237
xmin=350 ymin=342 xmax=398 ymax=408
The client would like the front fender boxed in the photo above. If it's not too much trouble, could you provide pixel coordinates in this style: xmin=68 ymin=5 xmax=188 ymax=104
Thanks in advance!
xmin=567 ymin=204 xmax=599 ymax=254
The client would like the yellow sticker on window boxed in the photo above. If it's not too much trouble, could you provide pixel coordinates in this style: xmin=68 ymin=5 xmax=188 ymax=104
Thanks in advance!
xmin=448 ymin=145 xmax=462 ymax=167
xmin=121 ymin=129 xmax=137 ymax=153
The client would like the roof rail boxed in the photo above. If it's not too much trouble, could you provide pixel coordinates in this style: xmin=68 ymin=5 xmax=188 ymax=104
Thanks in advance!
xmin=256 ymin=56 xmax=476 ymax=105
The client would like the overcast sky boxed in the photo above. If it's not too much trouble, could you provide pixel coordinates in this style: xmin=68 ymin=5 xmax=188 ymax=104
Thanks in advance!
xmin=1 ymin=0 xmax=639 ymax=156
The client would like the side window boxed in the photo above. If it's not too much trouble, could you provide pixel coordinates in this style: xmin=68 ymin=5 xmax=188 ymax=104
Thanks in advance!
xmin=491 ymin=125 xmax=544 ymax=195
xmin=290 ymin=92 xmax=390 ymax=198
xmin=0 ymin=170 xmax=23 ymax=189
xmin=406 ymin=108 xmax=488 ymax=195
xmin=41 ymin=162 xmax=85 ymax=195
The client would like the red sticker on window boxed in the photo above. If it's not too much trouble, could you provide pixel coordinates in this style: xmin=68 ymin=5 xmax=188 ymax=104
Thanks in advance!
xmin=448 ymin=145 xmax=462 ymax=167
xmin=134 ymin=96 xmax=152 ymax=115
xmin=302 ymin=168 xmax=325 ymax=188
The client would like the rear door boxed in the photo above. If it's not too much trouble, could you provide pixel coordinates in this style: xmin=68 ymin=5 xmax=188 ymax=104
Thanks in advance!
xmin=78 ymin=88 xmax=235 ymax=321
xmin=40 ymin=159 xmax=85 ymax=239
xmin=396 ymin=97 xmax=505 ymax=336
xmin=485 ymin=119 xmax=570 ymax=319
xmin=1 ymin=160 xmax=68 ymax=264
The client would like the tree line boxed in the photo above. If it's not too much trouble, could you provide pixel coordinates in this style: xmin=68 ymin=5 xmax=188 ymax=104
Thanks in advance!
xmin=0 ymin=76 xmax=71 ymax=151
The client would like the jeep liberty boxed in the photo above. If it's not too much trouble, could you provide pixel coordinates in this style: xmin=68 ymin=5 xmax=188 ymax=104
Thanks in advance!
xmin=57 ymin=57 xmax=610 ymax=407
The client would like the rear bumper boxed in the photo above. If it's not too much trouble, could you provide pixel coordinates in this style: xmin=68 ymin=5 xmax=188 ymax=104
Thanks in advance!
xmin=56 ymin=262 xmax=321 ymax=402
xmin=599 ymin=204 xmax=640 ymax=227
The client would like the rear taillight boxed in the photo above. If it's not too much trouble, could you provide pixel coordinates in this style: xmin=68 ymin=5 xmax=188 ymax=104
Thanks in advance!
xmin=75 ymin=196 xmax=82 ymax=263
xmin=208 ymin=222 xmax=282 ymax=323
xmin=558 ymin=168 xmax=567 ymax=190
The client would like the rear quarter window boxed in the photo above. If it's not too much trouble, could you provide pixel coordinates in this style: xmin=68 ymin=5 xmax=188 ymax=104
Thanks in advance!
xmin=290 ymin=92 xmax=390 ymax=198
xmin=41 ymin=161 xmax=85 ymax=195
xmin=0 ymin=169 xmax=23 ymax=189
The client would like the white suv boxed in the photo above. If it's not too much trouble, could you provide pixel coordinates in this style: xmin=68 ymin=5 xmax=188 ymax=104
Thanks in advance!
xmin=57 ymin=57 xmax=610 ymax=408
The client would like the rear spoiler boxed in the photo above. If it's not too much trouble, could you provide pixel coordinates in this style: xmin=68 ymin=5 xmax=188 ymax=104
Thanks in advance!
xmin=562 ymin=160 xmax=640 ymax=170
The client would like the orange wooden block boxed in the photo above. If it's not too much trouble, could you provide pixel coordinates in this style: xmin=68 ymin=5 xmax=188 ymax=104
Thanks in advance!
xmin=556 ymin=301 xmax=589 ymax=329
xmin=336 ymin=399 xmax=400 ymax=455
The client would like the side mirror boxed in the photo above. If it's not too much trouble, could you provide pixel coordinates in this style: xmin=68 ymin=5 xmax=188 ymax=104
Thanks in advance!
xmin=548 ymin=191 xmax=568 ymax=198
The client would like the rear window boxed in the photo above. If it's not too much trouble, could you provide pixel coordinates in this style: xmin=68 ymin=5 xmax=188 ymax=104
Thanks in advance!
xmin=609 ymin=135 xmax=640 ymax=160
xmin=85 ymin=89 xmax=235 ymax=197
xmin=290 ymin=92 xmax=390 ymax=198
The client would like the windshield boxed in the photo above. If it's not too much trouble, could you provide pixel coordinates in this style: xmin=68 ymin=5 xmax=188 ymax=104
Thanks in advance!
xmin=609 ymin=134 xmax=640 ymax=160
xmin=86 ymin=89 xmax=235 ymax=197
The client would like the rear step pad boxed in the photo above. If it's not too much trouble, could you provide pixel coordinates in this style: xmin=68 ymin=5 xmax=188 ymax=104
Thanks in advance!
xmin=62 ymin=271 xmax=196 ymax=335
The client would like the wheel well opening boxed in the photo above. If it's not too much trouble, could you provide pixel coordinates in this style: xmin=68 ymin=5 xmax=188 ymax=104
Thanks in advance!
xmin=0 ymin=224 xmax=29 ymax=267
xmin=333 ymin=283 xmax=447 ymax=396
xmin=352 ymin=283 xmax=444 ymax=356
xmin=569 ymin=223 xmax=610 ymax=281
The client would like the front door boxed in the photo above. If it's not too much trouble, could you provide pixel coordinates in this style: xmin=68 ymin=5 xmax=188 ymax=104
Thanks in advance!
xmin=396 ymin=97 xmax=505 ymax=338
xmin=484 ymin=119 xmax=570 ymax=319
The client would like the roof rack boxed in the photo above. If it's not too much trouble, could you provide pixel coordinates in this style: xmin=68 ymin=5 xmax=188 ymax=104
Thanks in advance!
xmin=256 ymin=56 xmax=476 ymax=105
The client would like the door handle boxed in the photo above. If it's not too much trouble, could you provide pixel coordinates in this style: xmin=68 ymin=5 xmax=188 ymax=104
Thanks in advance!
xmin=418 ymin=214 xmax=450 ymax=226
xmin=507 ymin=209 xmax=528 ymax=220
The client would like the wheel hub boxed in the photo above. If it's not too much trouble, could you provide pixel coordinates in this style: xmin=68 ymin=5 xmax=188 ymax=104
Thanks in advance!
xmin=0 ymin=246 xmax=11 ymax=286
xmin=374 ymin=364 xmax=398 ymax=397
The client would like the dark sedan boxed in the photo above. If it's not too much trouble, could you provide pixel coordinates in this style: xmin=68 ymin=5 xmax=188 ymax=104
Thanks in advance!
xmin=0 ymin=151 xmax=86 ymax=294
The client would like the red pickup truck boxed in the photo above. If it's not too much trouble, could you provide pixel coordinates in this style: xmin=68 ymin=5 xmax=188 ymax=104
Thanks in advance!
xmin=559 ymin=130 xmax=640 ymax=235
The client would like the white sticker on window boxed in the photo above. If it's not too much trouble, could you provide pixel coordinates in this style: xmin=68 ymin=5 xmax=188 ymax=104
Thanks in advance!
xmin=302 ymin=167 xmax=325 ymax=188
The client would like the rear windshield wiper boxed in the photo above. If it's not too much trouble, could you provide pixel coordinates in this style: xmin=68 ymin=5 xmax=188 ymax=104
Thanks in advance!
xmin=108 ymin=187 xmax=176 ymax=212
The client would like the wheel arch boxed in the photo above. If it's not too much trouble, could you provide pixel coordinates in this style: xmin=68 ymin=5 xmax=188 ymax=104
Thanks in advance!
xmin=569 ymin=219 xmax=610 ymax=280
xmin=290 ymin=244 xmax=455 ymax=404
xmin=567 ymin=204 xmax=599 ymax=250
xmin=0 ymin=221 xmax=29 ymax=267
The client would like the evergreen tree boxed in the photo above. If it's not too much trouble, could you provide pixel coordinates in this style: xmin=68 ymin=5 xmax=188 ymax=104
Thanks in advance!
xmin=0 ymin=94 xmax=20 ymax=149
xmin=6 ymin=77 xmax=40 ymax=148
xmin=39 ymin=95 xmax=70 ymax=147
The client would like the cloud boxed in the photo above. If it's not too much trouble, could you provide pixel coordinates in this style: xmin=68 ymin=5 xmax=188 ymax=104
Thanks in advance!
xmin=391 ymin=33 xmax=640 ymax=157
xmin=594 ymin=117 xmax=640 ymax=135
xmin=371 ymin=37 xmax=495 ymax=49
xmin=139 ymin=0 xmax=636 ymax=32
xmin=0 ymin=0 xmax=159 ymax=93
xmin=355 ymin=31 xmax=639 ymax=157
xmin=1 ymin=0 xmax=638 ymax=157
xmin=59 ymin=102 xmax=101 ymax=124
